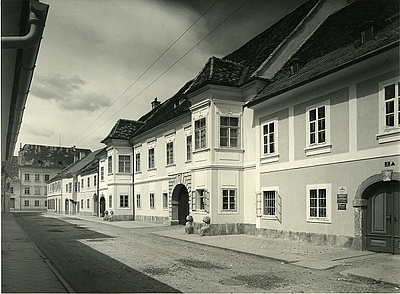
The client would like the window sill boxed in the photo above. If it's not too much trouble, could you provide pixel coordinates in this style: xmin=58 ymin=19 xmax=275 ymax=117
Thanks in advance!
xmin=220 ymin=210 xmax=238 ymax=214
xmin=118 ymin=207 xmax=130 ymax=209
xmin=305 ymin=144 xmax=332 ymax=157
xmin=166 ymin=163 xmax=176 ymax=168
xmin=193 ymin=147 xmax=210 ymax=154
xmin=260 ymin=153 xmax=279 ymax=164
xmin=261 ymin=215 xmax=279 ymax=220
xmin=376 ymin=129 xmax=400 ymax=144
xmin=148 ymin=168 xmax=157 ymax=171
xmin=135 ymin=171 xmax=142 ymax=174
xmin=192 ymin=210 xmax=207 ymax=214
xmin=307 ymin=218 xmax=331 ymax=224
xmin=215 ymin=147 xmax=244 ymax=152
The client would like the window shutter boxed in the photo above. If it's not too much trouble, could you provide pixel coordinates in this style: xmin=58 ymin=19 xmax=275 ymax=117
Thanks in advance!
xmin=276 ymin=191 xmax=282 ymax=223
xmin=191 ymin=191 xmax=196 ymax=211
xmin=204 ymin=190 xmax=210 ymax=213
xmin=256 ymin=192 xmax=262 ymax=217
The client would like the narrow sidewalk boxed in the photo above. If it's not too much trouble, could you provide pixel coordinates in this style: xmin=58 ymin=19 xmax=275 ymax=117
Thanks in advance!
xmin=1 ymin=213 xmax=71 ymax=293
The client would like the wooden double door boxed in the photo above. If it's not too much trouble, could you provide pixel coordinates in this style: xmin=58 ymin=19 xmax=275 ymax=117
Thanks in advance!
xmin=366 ymin=181 xmax=399 ymax=254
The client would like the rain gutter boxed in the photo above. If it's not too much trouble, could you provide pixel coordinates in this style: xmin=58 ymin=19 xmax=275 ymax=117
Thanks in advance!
xmin=1 ymin=0 xmax=49 ymax=161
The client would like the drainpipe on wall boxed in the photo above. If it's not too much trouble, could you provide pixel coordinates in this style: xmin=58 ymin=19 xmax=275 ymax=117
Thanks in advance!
xmin=1 ymin=1 xmax=49 ymax=162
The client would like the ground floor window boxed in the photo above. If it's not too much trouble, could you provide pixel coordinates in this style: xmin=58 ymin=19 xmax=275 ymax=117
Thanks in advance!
xmin=45 ymin=200 xmax=48 ymax=207
xmin=222 ymin=189 xmax=236 ymax=211
xmin=81 ymin=199 xmax=84 ymax=209
xmin=263 ymin=191 xmax=275 ymax=216
xmin=87 ymin=199 xmax=90 ymax=208
xmin=163 ymin=193 xmax=168 ymax=209
xmin=35 ymin=200 xmax=40 ymax=207
xmin=150 ymin=193 xmax=155 ymax=209
xmin=136 ymin=194 xmax=141 ymax=209
xmin=24 ymin=200 xmax=29 ymax=207
xmin=109 ymin=195 xmax=112 ymax=208
xmin=120 ymin=195 xmax=129 ymax=208
xmin=307 ymin=184 xmax=331 ymax=222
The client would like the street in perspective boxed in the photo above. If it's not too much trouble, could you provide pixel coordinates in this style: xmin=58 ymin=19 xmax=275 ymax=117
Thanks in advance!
xmin=2 ymin=212 xmax=399 ymax=293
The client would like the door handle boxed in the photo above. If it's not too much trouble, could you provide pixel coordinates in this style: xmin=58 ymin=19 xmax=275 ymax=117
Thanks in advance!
xmin=386 ymin=215 xmax=392 ymax=223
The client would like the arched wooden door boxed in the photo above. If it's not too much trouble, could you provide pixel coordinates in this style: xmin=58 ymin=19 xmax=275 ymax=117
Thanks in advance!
xmin=366 ymin=181 xmax=399 ymax=254
xmin=100 ymin=197 xmax=106 ymax=217
xmin=172 ymin=184 xmax=189 ymax=225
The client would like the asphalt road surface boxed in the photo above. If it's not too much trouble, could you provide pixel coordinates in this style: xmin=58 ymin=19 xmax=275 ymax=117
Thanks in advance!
xmin=14 ymin=212 xmax=397 ymax=293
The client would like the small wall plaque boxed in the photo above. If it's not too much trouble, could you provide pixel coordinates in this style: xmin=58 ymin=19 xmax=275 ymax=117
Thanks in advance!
xmin=337 ymin=194 xmax=348 ymax=204
xmin=338 ymin=204 xmax=347 ymax=210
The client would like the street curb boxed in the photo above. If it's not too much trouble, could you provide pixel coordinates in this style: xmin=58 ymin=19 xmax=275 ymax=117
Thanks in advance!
xmin=12 ymin=215 xmax=75 ymax=293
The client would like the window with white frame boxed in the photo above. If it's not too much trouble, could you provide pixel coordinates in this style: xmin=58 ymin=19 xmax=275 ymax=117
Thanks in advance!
xmin=24 ymin=187 xmax=30 ymax=195
xmin=94 ymin=175 xmax=97 ymax=186
xmin=186 ymin=135 xmax=192 ymax=161
xmin=100 ymin=167 xmax=105 ymax=181
xmin=166 ymin=142 xmax=174 ymax=165
xmin=10 ymin=187 xmax=14 ymax=194
xmin=163 ymin=193 xmax=168 ymax=209
xmin=81 ymin=199 xmax=84 ymax=209
xmin=194 ymin=118 xmax=206 ymax=150
xmin=263 ymin=191 xmax=275 ymax=216
xmin=44 ymin=186 xmax=47 ymax=195
xmin=149 ymin=193 xmax=155 ymax=209
xmin=24 ymin=173 xmax=30 ymax=181
xmin=119 ymin=155 xmax=131 ymax=173
xmin=87 ymin=177 xmax=90 ymax=188
xmin=35 ymin=174 xmax=40 ymax=182
xmin=81 ymin=179 xmax=84 ymax=189
xmin=148 ymin=148 xmax=155 ymax=169
xmin=109 ymin=195 xmax=112 ymax=208
xmin=108 ymin=156 xmax=112 ymax=174
xmin=65 ymin=184 xmax=68 ymax=192
xmin=308 ymin=105 xmax=327 ymax=145
xmin=197 ymin=189 xmax=205 ymax=210
xmin=307 ymin=184 xmax=331 ymax=222
xmin=68 ymin=183 xmax=72 ymax=193
xmin=45 ymin=200 xmax=47 ymax=207
xmin=135 ymin=152 xmax=141 ymax=172
xmin=262 ymin=121 xmax=277 ymax=155
xmin=136 ymin=194 xmax=141 ymax=208
xmin=220 ymin=116 xmax=239 ymax=147
xmin=120 ymin=195 xmax=129 ymax=208
xmin=379 ymin=79 xmax=400 ymax=134
xmin=24 ymin=200 xmax=29 ymax=206
xmin=222 ymin=189 xmax=236 ymax=211
xmin=35 ymin=200 xmax=40 ymax=207
xmin=44 ymin=174 xmax=50 ymax=181
xmin=87 ymin=199 xmax=90 ymax=208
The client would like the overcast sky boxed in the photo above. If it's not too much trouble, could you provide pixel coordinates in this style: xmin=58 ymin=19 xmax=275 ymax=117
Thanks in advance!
xmin=17 ymin=0 xmax=306 ymax=153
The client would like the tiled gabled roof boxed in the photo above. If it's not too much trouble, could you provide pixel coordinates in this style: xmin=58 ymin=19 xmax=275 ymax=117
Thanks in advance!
xmin=131 ymin=81 xmax=193 ymax=138
xmin=249 ymin=0 xmax=400 ymax=105
xmin=101 ymin=119 xmax=144 ymax=143
xmin=48 ymin=148 xmax=103 ymax=182
xmin=184 ymin=57 xmax=246 ymax=93
xmin=18 ymin=144 xmax=91 ymax=169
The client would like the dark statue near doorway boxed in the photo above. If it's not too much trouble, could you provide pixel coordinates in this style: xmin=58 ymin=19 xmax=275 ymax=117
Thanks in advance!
xmin=185 ymin=215 xmax=194 ymax=234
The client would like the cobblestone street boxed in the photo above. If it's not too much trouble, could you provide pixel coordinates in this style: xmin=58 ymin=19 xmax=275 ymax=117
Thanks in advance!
xmin=11 ymin=212 xmax=397 ymax=293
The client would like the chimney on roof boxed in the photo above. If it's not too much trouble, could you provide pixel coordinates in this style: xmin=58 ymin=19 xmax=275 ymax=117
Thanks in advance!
xmin=151 ymin=97 xmax=161 ymax=109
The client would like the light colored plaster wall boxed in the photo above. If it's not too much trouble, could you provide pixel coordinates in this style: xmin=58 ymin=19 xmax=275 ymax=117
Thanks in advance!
xmin=258 ymin=155 xmax=399 ymax=237
xmin=357 ymin=69 xmax=399 ymax=150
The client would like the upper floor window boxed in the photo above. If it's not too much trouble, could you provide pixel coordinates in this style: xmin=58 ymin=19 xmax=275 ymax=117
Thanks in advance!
xmin=383 ymin=82 xmax=399 ymax=129
xmin=34 ymin=174 xmax=40 ymax=182
xmin=44 ymin=186 xmax=47 ymax=195
xmin=87 ymin=177 xmax=90 ymax=188
xmin=220 ymin=117 xmax=239 ymax=147
xmin=94 ymin=175 xmax=97 ymax=186
xmin=24 ymin=174 xmax=30 ymax=181
xmin=24 ymin=187 xmax=30 ymax=195
xmin=308 ymin=106 xmax=326 ymax=145
xmin=44 ymin=174 xmax=50 ymax=181
xmin=65 ymin=184 xmax=68 ymax=192
xmin=194 ymin=118 xmax=206 ymax=150
xmin=186 ymin=135 xmax=192 ymax=162
xmin=68 ymin=183 xmax=72 ymax=193
xmin=148 ymin=148 xmax=155 ymax=169
xmin=81 ymin=179 xmax=84 ymax=189
xmin=10 ymin=187 xmax=14 ymax=194
xmin=262 ymin=121 xmax=276 ymax=155
xmin=166 ymin=142 xmax=174 ymax=165
xmin=135 ymin=153 xmax=141 ymax=172
xmin=108 ymin=156 xmax=112 ymax=174
xmin=222 ymin=189 xmax=236 ymax=211
xmin=136 ymin=194 xmax=141 ymax=209
xmin=100 ymin=167 xmax=105 ymax=181
xmin=119 ymin=155 xmax=131 ymax=173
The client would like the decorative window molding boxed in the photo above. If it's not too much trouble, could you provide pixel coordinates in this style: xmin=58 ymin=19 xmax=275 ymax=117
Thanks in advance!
xmin=194 ymin=117 xmax=207 ymax=150
xmin=377 ymin=78 xmax=400 ymax=144
xmin=305 ymin=100 xmax=332 ymax=156
xmin=118 ymin=154 xmax=131 ymax=173
xmin=166 ymin=141 xmax=174 ymax=166
xmin=148 ymin=148 xmax=155 ymax=170
xmin=306 ymin=183 xmax=331 ymax=223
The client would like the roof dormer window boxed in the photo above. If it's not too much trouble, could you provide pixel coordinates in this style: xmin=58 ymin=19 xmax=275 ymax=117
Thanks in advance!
xmin=288 ymin=58 xmax=304 ymax=76
xmin=360 ymin=21 xmax=376 ymax=44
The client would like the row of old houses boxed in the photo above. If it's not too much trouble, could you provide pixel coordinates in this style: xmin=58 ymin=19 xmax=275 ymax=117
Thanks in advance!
xmin=10 ymin=0 xmax=400 ymax=254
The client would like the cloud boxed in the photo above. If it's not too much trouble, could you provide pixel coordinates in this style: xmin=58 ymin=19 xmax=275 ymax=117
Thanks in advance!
xmin=23 ymin=124 xmax=55 ymax=138
xmin=31 ymin=73 xmax=111 ymax=112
